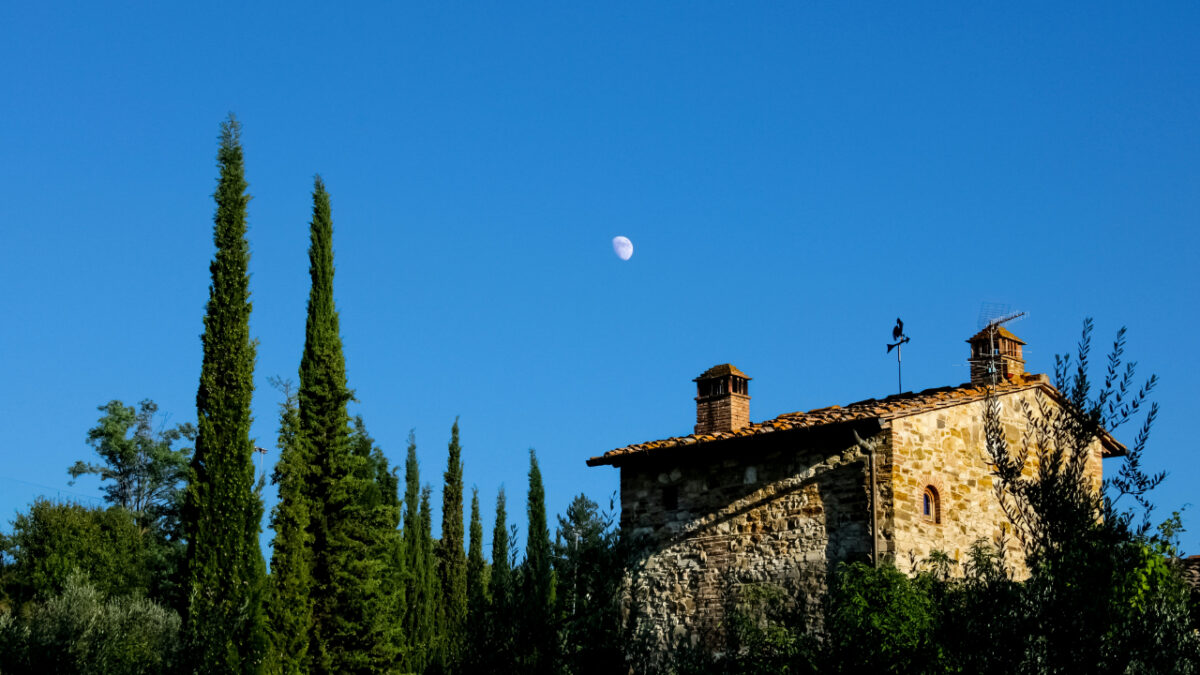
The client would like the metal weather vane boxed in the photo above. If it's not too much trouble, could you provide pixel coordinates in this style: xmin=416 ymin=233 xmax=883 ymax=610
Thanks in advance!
xmin=887 ymin=318 xmax=910 ymax=394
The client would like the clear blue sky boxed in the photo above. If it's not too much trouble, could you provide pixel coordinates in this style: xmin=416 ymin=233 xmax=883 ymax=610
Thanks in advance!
xmin=2 ymin=4 xmax=1197 ymax=555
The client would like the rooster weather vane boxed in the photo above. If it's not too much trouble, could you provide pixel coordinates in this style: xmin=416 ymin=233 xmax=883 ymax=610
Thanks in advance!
xmin=887 ymin=318 xmax=910 ymax=394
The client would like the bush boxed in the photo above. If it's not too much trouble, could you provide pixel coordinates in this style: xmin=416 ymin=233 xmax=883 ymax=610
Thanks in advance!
xmin=0 ymin=571 xmax=180 ymax=674
xmin=825 ymin=562 xmax=941 ymax=674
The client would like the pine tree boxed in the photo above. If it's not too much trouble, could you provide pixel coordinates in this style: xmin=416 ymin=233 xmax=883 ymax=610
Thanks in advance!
xmin=181 ymin=115 xmax=268 ymax=673
xmin=438 ymin=418 xmax=468 ymax=669
xmin=265 ymin=379 xmax=312 ymax=673
xmin=522 ymin=449 xmax=556 ymax=674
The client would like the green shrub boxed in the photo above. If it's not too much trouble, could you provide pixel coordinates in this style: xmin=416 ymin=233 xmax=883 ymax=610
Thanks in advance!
xmin=0 ymin=571 xmax=180 ymax=674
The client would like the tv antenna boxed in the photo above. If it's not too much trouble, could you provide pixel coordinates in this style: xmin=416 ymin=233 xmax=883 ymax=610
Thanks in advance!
xmin=254 ymin=445 xmax=269 ymax=483
xmin=976 ymin=307 xmax=1026 ymax=388
xmin=886 ymin=318 xmax=910 ymax=394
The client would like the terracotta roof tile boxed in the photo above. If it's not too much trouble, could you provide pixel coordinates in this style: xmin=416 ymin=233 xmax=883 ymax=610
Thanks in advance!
xmin=586 ymin=372 xmax=1123 ymax=467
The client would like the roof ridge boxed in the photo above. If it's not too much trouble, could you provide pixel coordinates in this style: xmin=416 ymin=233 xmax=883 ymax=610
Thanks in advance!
xmin=587 ymin=375 xmax=1060 ymax=467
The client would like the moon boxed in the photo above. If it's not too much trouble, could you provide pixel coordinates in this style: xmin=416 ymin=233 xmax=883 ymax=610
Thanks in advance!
xmin=612 ymin=236 xmax=634 ymax=261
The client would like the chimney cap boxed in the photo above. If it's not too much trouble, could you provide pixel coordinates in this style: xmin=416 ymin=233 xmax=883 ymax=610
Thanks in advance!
xmin=694 ymin=363 xmax=751 ymax=381
xmin=966 ymin=325 xmax=1026 ymax=345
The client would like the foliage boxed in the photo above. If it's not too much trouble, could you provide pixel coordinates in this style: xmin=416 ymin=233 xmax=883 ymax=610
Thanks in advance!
xmin=826 ymin=562 xmax=941 ymax=674
xmin=67 ymin=399 xmax=194 ymax=610
xmin=70 ymin=399 xmax=194 ymax=538
xmin=554 ymin=494 xmax=626 ymax=675
xmin=264 ymin=378 xmax=312 ymax=673
xmin=181 ymin=113 xmax=268 ymax=673
xmin=2 ymin=500 xmax=149 ymax=605
xmin=979 ymin=320 xmax=1199 ymax=673
xmin=0 ymin=570 xmax=181 ymax=675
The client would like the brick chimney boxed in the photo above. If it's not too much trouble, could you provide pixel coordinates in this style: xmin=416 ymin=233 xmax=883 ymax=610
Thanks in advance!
xmin=694 ymin=364 xmax=751 ymax=434
xmin=967 ymin=326 xmax=1026 ymax=386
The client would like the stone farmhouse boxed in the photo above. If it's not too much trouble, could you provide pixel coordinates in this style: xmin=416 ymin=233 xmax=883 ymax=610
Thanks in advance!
xmin=586 ymin=327 xmax=1123 ymax=647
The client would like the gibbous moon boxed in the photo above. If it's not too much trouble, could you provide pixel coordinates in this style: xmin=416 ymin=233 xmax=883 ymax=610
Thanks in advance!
xmin=612 ymin=236 xmax=634 ymax=261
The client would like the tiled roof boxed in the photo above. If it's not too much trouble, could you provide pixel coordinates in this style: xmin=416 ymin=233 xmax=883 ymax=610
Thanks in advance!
xmin=587 ymin=373 xmax=1123 ymax=467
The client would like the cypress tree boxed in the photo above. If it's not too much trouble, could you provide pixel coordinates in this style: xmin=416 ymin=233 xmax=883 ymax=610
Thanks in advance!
xmin=487 ymin=488 xmax=517 ymax=674
xmin=438 ymin=418 xmax=468 ymax=669
xmin=349 ymin=416 xmax=404 ymax=669
xmin=466 ymin=487 xmax=487 ymax=610
xmin=265 ymin=379 xmax=312 ymax=673
xmin=522 ymin=449 xmax=556 ymax=674
xmin=419 ymin=486 xmax=442 ymax=668
xmin=182 ymin=115 xmax=268 ymax=673
xmin=400 ymin=432 xmax=426 ymax=672
xmin=298 ymin=177 xmax=387 ymax=673
xmin=464 ymin=487 xmax=487 ymax=669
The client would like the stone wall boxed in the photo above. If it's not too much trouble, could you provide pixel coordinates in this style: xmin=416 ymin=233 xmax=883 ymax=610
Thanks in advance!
xmin=886 ymin=387 xmax=1105 ymax=574
xmin=620 ymin=430 xmax=873 ymax=650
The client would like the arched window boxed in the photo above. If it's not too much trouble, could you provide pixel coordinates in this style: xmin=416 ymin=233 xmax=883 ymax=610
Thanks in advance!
xmin=922 ymin=486 xmax=941 ymax=524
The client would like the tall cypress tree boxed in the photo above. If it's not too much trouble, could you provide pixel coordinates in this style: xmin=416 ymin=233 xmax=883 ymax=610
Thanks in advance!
xmin=182 ymin=115 xmax=268 ymax=673
xmin=489 ymin=488 xmax=511 ymax=614
xmin=466 ymin=487 xmax=486 ymax=610
xmin=419 ymin=486 xmax=441 ymax=668
xmin=298 ymin=177 xmax=388 ymax=673
xmin=438 ymin=418 xmax=468 ymax=669
xmin=464 ymin=486 xmax=487 ymax=670
xmin=400 ymin=432 xmax=426 ymax=672
xmin=487 ymin=488 xmax=517 ymax=674
xmin=349 ymin=416 xmax=404 ymax=669
xmin=522 ymin=449 xmax=556 ymax=674
xmin=265 ymin=379 xmax=312 ymax=673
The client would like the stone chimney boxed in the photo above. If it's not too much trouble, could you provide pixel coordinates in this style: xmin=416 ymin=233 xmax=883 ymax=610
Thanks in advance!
xmin=967 ymin=326 xmax=1026 ymax=386
xmin=694 ymin=364 xmax=751 ymax=434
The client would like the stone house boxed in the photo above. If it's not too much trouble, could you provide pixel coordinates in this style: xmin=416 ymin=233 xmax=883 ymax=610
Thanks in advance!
xmin=586 ymin=328 xmax=1123 ymax=647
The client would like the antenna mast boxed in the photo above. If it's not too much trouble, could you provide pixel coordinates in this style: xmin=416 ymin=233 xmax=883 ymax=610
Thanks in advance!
xmin=980 ymin=311 xmax=1026 ymax=388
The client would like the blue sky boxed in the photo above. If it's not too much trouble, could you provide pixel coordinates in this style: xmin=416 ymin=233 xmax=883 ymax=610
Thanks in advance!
xmin=2 ymin=3 xmax=1197 ymax=555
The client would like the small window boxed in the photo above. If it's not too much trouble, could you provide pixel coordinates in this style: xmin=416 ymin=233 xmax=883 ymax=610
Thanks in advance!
xmin=922 ymin=486 xmax=941 ymax=524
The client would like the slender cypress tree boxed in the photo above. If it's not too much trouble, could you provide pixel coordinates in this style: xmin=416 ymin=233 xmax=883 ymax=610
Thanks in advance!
xmin=265 ymin=379 xmax=312 ymax=673
xmin=464 ymin=486 xmax=487 ymax=669
xmin=182 ymin=115 xmax=268 ymax=673
xmin=400 ymin=432 xmax=426 ymax=672
xmin=466 ymin=487 xmax=487 ymax=610
xmin=489 ymin=488 xmax=511 ymax=614
xmin=438 ymin=418 xmax=468 ymax=669
xmin=297 ymin=177 xmax=389 ymax=673
xmin=522 ymin=449 xmax=557 ymax=674
xmin=419 ymin=486 xmax=442 ymax=669
xmin=487 ymin=488 xmax=517 ymax=674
